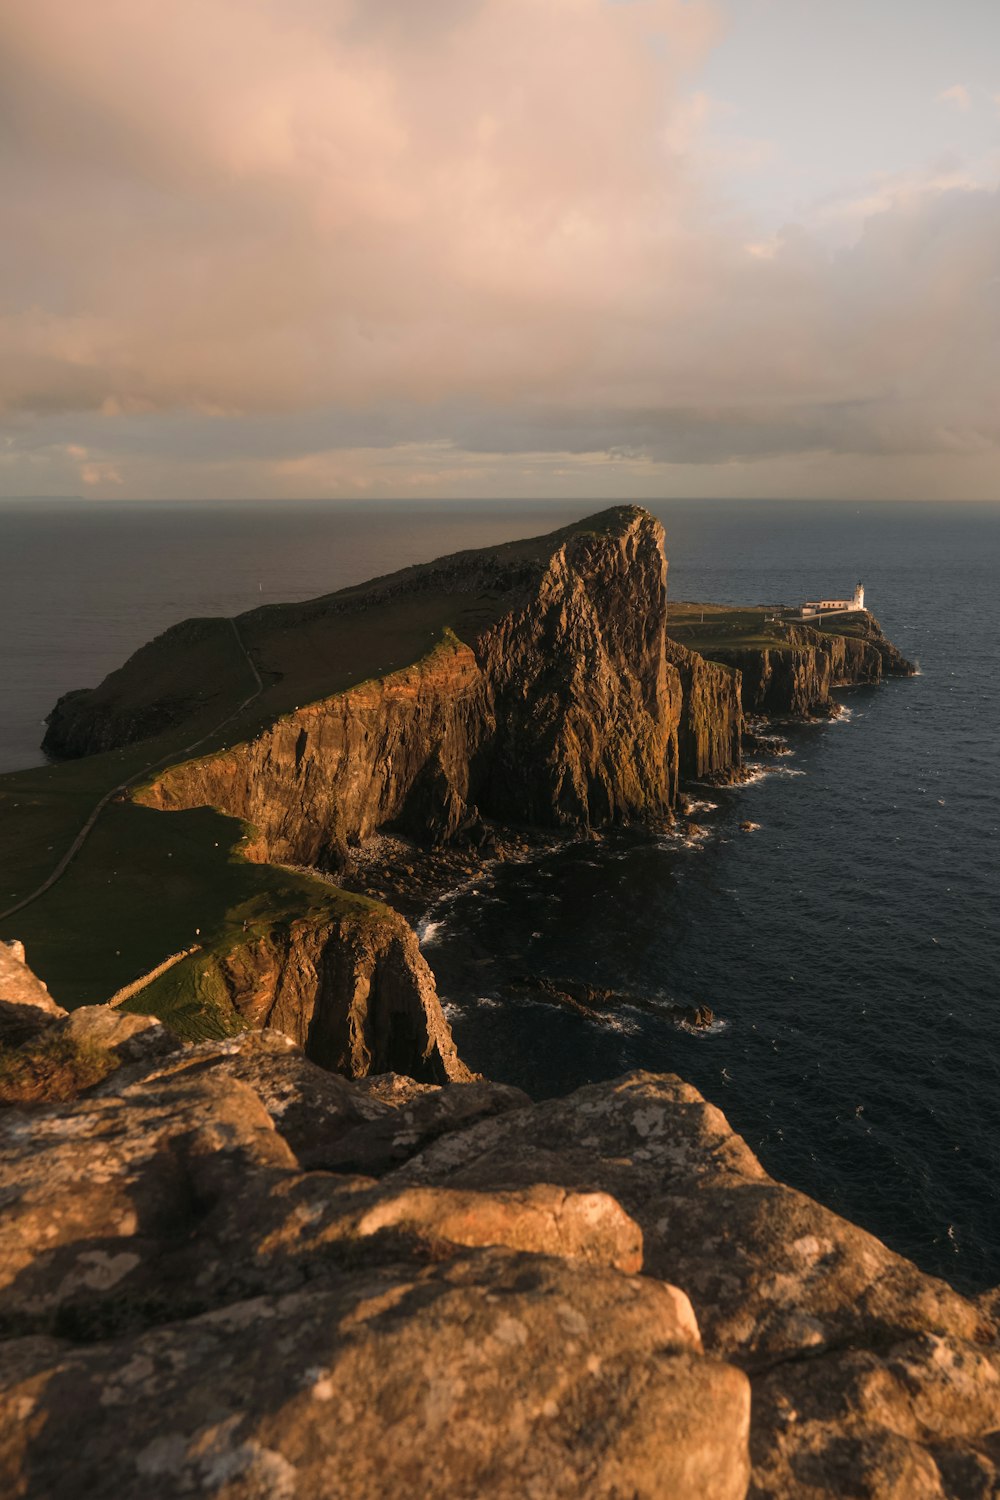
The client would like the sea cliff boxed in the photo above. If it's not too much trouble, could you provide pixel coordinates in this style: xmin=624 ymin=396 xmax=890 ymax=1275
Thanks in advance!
xmin=131 ymin=508 xmax=687 ymax=855
xmin=134 ymin=903 xmax=470 ymax=1085
xmin=711 ymin=616 xmax=915 ymax=718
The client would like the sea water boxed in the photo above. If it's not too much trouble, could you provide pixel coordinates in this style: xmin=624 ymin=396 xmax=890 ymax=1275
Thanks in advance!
xmin=2 ymin=496 xmax=998 ymax=1290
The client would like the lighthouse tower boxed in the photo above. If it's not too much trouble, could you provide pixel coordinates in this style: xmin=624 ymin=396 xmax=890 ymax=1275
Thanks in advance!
xmin=853 ymin=581 xmax=865 ymax=611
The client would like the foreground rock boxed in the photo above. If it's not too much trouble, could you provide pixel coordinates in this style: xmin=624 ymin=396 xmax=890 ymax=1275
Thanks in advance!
xmin=0 ymin=940 xmax=66 ymax=1047
xmin=1 ymin=1003 xmax=997 ymax=1498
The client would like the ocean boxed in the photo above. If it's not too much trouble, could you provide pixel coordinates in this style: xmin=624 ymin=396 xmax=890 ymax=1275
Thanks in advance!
xmin=1 ymin=497 xmax=998 ymax=1292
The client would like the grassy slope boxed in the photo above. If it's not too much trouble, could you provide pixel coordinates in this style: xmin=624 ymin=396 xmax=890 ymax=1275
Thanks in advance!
xmin=665 ymin=602 xmax=791 ymax=656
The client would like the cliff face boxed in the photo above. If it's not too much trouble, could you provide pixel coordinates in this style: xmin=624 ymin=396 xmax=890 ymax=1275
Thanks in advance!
xmin=198 ymin=907 xmax=470 ymax=1084
xmin=476 ymin=520 xmax=686 ymax=821
xmin=138 ymin=637 xmax=492 ymax=866
xmin=136 ymin=509 xmax=689 ymax=864
xmin=712 ymin=613 xmax=914 ymax=718
xmin=663 ymin=639 xmax=744 ymax=780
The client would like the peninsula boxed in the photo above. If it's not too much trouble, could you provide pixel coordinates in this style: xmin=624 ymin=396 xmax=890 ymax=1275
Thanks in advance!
xmin=2 ymin=506 xmax=911 ymax=1070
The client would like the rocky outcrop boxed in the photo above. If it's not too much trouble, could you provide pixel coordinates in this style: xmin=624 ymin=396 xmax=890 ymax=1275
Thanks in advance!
xmin=133 ymin=510 xmax=685 ymax=862
xmin=712 ymin=614 xmax=915 ymax=718
xmin=0 ymin=938 xmax=66 ymax=1046
xmin=0 ymin=1008 xmax=996 ymax=1499
xmin=42 ymin=617 xmax=245 ymax=759
xmin=172 ymin=906 xmax=471 ymax=1084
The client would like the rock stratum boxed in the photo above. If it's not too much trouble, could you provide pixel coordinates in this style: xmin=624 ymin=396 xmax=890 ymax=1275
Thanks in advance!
xmin=1 ymin=954 xmax=997 ymax=1500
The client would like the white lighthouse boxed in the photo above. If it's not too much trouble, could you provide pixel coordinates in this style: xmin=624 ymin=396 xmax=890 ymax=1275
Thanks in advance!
xmin=801 ymin=581 xmax=867 ymax=617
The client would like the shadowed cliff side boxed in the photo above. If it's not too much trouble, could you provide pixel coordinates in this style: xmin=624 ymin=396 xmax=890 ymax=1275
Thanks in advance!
xmin=675 ymin=611 xmax=915 ymax=720
xmin=134 ymin=906 xmax=470 ymax=1084
xmin=663 ymin=639 xmax=744 ymax=780
xmin=132 ymin=508 xmax=693 ymax=865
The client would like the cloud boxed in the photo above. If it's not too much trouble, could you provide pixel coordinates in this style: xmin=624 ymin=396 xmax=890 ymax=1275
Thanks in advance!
xmin=937 ymin=84 xmax=972 ymax=112
xmin=0 ymin=1 xmax=998 ymax=498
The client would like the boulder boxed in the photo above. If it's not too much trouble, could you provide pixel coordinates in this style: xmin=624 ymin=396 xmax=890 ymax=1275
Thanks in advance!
xmin=0 ymin=940 xmax=66 ymax=1047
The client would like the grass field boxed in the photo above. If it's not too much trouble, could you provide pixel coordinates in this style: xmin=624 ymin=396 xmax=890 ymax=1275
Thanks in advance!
xmin=665 ymin=601 xmax=793 ymax=656
xmin=3 ymin=795 xmax=378 ymax=1016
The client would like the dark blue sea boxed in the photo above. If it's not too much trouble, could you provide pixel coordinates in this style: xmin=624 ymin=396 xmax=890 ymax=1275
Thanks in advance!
xmin=1 ymin=498 xmax=998 ymax=1292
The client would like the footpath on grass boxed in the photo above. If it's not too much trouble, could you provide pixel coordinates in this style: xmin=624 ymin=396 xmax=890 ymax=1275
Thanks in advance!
xmin=0 ymin=620 xmax=263 ymax=924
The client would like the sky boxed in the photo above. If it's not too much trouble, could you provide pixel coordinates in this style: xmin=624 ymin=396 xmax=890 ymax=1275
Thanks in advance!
xmin=1 ymin=0 xmax=999 ymax=502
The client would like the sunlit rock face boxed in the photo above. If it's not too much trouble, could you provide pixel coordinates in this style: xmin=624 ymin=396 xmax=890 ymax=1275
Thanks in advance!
xmin=132 ymin=507 xmax=691 ymax=859
xmin=715 ymin=614 xmax=915 ymax=719
xmin=1 ymin=960 xmax=998 ymax=1499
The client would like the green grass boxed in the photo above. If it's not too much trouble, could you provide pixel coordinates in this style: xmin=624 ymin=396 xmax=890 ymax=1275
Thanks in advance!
xmin=666 ymin=602 xmax=791 ymax=656
xmin=666 ymin=599 xmax=874 ymax=661
xmin=122 ymin=880 xmax=381 ymax=1041
xmin=0 ymin=601 xmax=489 ymax=1024
xmin=1 ymin=799 xmax=376 ymax=1014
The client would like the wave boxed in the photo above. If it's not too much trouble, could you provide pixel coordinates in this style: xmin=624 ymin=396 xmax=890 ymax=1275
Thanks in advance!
xmin=741 ymin=762 xmax=807 ymax=786
xmin=416 ymin=917 xmax=446 ymax=946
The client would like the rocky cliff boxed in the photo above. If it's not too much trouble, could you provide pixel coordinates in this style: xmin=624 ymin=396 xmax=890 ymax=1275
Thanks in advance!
xmin=712 ymin=614 xmax=914 ymax=718
xmin=1 ymin=969 xmax=997 ymax=1499
xmin=664 ymin=638 xmax=745 ymax=780
xmin=132 ymin=509 xmax=688 ymax=861
xmin=152 ymin=906 xmax=471 ymax=1084
xmin=33 ymin=511 xmax=913 ymax=1085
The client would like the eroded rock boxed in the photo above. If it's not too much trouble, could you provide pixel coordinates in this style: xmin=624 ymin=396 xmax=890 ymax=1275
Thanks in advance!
xmin=0 ymin=1017 xmax=995 ymax=1498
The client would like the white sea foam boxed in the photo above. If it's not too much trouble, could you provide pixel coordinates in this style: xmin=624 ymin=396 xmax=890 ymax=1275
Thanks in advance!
xmin=676 ymin=1015 xmax=730 ymax=1037
xmin=416 ymin=918 xmax=445 ymax=946
xmin=742 ymin=762 xmax=806 ymax=786
xmin=600 ymin=1014 xmax=642 ymax=1035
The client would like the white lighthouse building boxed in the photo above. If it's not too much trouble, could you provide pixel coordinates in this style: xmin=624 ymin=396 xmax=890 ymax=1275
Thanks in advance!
xmin=801 ymin=581 xmax=865 ymax=618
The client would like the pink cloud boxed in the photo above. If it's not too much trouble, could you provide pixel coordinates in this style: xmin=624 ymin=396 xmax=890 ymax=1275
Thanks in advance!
xmin=0 ymin=0 xmax=998 ymax=497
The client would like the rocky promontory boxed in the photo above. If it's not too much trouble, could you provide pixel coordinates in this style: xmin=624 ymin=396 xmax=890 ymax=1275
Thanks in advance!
xmin=1 ymin=949 xmax=997 ymax=1499
xmin=130 ymin=509 xmax=688 ymax=856
xmin=709 ymin=616 xmax=915 ymax=719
